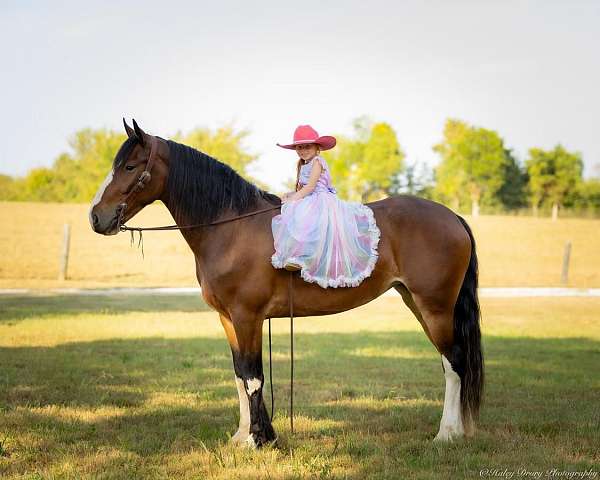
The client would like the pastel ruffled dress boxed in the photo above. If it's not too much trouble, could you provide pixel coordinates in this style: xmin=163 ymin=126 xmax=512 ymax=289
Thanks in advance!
xmin=271 ymin=155 xmax=380 ymax=288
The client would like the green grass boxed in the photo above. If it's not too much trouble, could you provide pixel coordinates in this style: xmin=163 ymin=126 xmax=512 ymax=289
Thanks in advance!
xmin=0 ymin=295 xmax=598 ymax=479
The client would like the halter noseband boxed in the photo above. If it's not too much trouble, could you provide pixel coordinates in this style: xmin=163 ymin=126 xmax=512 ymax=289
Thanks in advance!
xmin=117 ymin=135 xmax=159 ymax=228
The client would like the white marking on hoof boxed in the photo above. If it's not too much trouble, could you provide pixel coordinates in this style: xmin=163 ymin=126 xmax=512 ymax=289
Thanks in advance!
xmin=246 ymin=377 xmax=262 ymax=396
xmin=433 ymin=427 xmax=463 ymax=442
xmin=89 ymin=170 xmax=114 ymax=227
xmin=435 ymin=355 xmax=465 ymax=442
xmin=231 ymin=428 xmax=248 ymax=444
xmin=245 ymin=433 xmax=257 ymax=449
xmin=230 ymin=377 xmax=250 ymax=444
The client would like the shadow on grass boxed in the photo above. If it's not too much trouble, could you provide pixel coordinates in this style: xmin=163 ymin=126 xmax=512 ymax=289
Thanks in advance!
xmin=0 ymin=294 xmax=211 ymax=323
xmin=0 ymin=330 xmax=598 ymax=478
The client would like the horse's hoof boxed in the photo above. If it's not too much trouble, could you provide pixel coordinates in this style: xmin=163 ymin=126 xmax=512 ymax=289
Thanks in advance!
xmin=248 ymin=430 xmax=278 ymax=449
xmin=244 ymin=434 xmax=258 ymax=449
xmin=433 ymin=428 xmax=464 ymax=442
xmin=230 ymin=429 xmax=249 ymax=445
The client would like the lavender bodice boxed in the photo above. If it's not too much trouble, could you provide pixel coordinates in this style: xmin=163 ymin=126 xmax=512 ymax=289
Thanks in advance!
xmin=298 ymin=155 xmax=337 ymax=194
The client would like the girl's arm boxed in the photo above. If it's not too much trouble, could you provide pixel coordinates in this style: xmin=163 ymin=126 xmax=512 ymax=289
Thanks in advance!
xmin=287 ymin=159 xmax=322 ymax=202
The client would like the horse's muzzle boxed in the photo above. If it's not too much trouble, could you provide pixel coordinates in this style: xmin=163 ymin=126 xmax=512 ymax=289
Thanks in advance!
xmin=90 ymin=206 xmax=121 ymax=236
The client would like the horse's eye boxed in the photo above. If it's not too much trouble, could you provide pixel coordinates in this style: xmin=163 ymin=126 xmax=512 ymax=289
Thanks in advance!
xmin=125 ymin=165 xmax=135 ymax=171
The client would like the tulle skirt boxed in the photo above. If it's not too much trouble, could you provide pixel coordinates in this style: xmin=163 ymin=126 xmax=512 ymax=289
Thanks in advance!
xmin=271 ymin=191 xmax=380 ymax=288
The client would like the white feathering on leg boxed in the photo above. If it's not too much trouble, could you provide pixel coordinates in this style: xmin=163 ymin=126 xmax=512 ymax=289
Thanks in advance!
xmin=434 ymin=355 xmax=465 ymax=442
xmin=231 ymin=376 xmax=251 ymax=444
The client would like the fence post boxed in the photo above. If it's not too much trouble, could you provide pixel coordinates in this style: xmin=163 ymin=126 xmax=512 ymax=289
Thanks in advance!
xmin=471 ymin=200 xmax=480 ymax=218
xmin=58 ymin=223 xmax=71 ymax=281
xmin=560 ymin=241 xmax=571 ymax=286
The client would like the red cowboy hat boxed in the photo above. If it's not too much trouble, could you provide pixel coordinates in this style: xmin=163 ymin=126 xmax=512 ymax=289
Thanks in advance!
xmin=277 ymin=125 xmax=337 ymax=151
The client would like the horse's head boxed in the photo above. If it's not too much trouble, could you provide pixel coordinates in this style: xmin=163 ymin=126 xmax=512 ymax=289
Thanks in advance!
xmin=89 ymin=119 xmax=169 ymax=235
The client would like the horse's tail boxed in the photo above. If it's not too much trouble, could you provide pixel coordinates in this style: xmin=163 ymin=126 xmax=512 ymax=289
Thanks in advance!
xmin=453 ymin=215 xmax=484 ymax=425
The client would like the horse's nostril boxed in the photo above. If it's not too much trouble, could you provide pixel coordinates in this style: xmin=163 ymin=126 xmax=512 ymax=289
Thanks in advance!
xmin=93 ymin=214 xmax=99 ymax=227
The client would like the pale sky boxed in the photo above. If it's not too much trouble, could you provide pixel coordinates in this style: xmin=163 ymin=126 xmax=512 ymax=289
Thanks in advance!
xmin=1 ymin=0 xmax=599 ymax=191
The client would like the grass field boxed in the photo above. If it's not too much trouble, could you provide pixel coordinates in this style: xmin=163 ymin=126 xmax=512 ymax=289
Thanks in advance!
xmin=0 ymin=295 xmax=598 ymax=479
xmin=1 ymin=201 xmax=600 ymax=289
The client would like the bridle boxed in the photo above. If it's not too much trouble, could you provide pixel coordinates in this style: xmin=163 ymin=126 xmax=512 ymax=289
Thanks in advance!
xmin=112 ymin=134 xmax=294 ymax=432
xmin=116 ymin=135 xmax=160 ymax=231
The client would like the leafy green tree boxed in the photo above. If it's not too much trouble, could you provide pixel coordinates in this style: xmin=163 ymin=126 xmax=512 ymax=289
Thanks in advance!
xmin=0 ymin=174 xmax=17 ymax=200
xmin=573 ymin=179 xmax=600 ymax=212
xmin=62 ymin=129 xmax=127 ymax=202
xmin=497 ymin=149 xmax=528 ymax=210
xmin=20 ymin=168 xmax=59 ymax=202
xmin=358 ymin=123 xmax=405 ymax=201
xmin=433 ymin=119 xmax=512 ymax=214
xmin=325 ymin=120 xmax=405 ymax=202
xmin=525 ymin=145 xmax=583 ymax=217
xmin=325 ymin=134 xmax=365 ymax=200
xmin=431 ymin=119 xmax=469 ymax=210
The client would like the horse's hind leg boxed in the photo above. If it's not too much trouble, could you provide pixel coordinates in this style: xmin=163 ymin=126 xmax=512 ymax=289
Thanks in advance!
xmin=394 ymin=285 xmax=467 ymax=441
xmin=435 ymin=346 xmax=467 ymax=441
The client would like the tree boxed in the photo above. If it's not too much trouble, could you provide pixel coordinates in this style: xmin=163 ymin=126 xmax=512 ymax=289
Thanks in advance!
xmin=433 ymin=119 xmax=513 ymax=215
xmin=496 ymin=149 xmax=528 ymax=210
xmin=20 ymin=168 xmax=59 ymax=202
xmin=325 ymin=134 xmax=365 ymax=200
xmin=0 ymin=175 xmax=17 ymax=200
xmin=525 ymin=145 xmax=583 ymax=218
xmin=575 ymin=179 xmax=600 ymax=212
xmin=325 ymin=119 xmax=405 ymax=202
xmin=358 ymin=123 xmax=405 ymax=201
xmin=63 ymin=129 xmax=127 ymax=202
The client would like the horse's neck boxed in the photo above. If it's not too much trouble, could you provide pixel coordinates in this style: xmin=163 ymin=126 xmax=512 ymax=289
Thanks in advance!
xmin=162 ymin=194 xmax=273 ymax=261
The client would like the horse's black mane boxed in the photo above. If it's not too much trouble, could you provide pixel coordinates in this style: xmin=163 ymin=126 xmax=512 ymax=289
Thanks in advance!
xmin=114 ymin=137 xmax=280 ymax=224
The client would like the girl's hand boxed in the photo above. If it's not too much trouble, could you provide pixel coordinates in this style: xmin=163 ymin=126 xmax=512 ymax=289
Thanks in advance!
xmin=282 ymin=192 xmax=299 ymax=203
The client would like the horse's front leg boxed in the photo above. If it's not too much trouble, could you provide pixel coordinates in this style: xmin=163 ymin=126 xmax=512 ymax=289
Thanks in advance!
xmin=220 ymin=313 xmax=276 ymax=448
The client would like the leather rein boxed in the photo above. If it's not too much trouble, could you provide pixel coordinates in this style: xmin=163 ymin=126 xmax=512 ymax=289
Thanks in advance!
xmin=115 ymin=134 xmax=294 ymax=433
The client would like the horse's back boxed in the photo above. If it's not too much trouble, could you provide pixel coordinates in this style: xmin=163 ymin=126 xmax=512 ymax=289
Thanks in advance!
xmin=368 ymin=195 xmax=472 ymax=297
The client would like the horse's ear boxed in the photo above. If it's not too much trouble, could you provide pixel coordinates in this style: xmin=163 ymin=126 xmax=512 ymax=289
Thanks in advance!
xmin=132 ymin=119 xmax=146 ymax=146
xmin=123 ymin=118 xmax=135 ymax=138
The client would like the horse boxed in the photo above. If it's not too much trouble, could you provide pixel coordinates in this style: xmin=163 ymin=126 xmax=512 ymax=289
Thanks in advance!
xmin=89 ymin=119 xmax=484 ymax=448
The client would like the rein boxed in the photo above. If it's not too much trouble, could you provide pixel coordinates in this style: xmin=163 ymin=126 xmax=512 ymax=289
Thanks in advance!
xmin=118 ymin=204 xmax=282 ymax=258
xmin=119 ymin=204 xmax=282 ymax=233
xmin=116 ymin=134 xmax=295 ymax=433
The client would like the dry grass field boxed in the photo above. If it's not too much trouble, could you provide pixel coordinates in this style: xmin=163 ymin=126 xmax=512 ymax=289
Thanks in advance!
xmin=1 ymin=201 xmax=600 ymax=289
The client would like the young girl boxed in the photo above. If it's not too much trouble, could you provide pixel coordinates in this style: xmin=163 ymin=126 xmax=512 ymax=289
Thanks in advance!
xmin=271 ymin=125 xmax=380 ymax=288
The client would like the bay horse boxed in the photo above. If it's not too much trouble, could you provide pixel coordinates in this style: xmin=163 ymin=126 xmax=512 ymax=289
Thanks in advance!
xmin=90 ymin=119 xmax=483 ymax=448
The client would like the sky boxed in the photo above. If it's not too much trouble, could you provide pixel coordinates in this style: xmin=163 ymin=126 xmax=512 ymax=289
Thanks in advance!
xmin=1 ymin=0 xmax=599 ymax=190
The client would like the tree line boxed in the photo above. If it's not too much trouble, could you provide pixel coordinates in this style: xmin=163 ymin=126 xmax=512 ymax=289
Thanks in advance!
xmin=324 ymin=117 xmax=599 ymax=218
xmin=0 ymin=126 xmax=262 ymax=203
xmin=1 ymin=118 xmax=599 ymax=217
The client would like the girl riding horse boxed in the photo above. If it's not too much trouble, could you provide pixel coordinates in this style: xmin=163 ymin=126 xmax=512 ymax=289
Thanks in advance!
xmin=90 ymin=119 xmax=483 ymax=448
